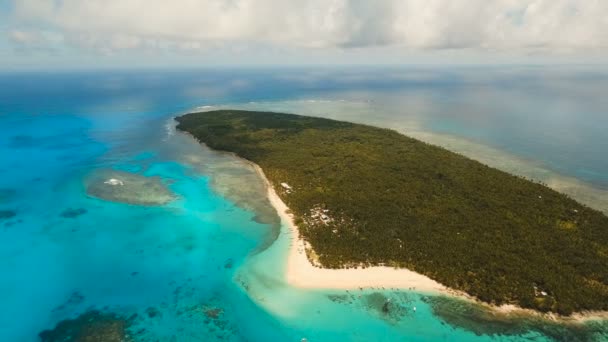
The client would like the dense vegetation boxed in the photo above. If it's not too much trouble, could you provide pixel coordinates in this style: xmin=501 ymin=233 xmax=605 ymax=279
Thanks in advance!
xmin=176 ymin=110 xmax=608 ymax=315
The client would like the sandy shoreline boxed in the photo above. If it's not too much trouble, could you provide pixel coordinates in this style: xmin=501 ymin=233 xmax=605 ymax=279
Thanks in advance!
xmin=175 ymin=118 xmax=608 ymax=324
xmin=249 ymin=164 xmax=608 ymax=323
xmin=251 ymin=164 xmax=452 ymax=294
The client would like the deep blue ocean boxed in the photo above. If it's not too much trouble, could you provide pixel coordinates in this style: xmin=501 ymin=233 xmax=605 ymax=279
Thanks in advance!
xmin=0 ymin=67 xmax=607 ymax=341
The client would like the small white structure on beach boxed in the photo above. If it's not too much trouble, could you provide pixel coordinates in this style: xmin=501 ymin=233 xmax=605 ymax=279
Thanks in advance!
xmin=104 ymin=178 xmax=124 ymax=186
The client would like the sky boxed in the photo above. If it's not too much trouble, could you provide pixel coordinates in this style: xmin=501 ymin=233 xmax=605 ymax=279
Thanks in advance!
xmin=1 ymin=0 xmax=607 ymax=70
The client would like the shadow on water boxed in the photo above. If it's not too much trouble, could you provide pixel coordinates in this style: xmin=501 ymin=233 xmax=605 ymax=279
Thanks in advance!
xmin=424 ymin=296 xmax=608 ymax=341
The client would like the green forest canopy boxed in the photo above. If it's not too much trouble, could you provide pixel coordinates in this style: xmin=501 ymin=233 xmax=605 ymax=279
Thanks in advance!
xmin=176 ymin=110 xmax=608 ymax=315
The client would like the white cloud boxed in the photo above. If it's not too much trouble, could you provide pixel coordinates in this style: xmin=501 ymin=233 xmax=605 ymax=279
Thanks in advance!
xmin=8 ymin=30 xmax=39 ymax=45
xmin=7 ymin=28 xmax=64 ymax=49
xmin=7 ymin=0 xmax=608 ymax=54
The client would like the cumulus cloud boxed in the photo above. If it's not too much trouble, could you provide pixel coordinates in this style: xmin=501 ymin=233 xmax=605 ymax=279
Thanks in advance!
xmin=7 ymin=0 xmax=608 ymax=54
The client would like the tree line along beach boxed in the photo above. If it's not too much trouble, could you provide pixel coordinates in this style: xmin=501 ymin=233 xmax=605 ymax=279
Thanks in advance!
xmin=176 ymin=109 xmax=608 ymax=317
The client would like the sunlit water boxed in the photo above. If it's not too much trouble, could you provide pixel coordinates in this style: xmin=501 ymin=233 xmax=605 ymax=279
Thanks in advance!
xmin=0 ymin=67 xmax=607 ymax=341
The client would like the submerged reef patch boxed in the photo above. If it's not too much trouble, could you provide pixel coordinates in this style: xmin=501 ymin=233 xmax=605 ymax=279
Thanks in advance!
xmin=51 ymin=291 xmax=86 ymax=314
xmin=362 ymin=292 xmax=414 ymax=324
xmin=127 ymin=282 xmax=241 ymax=341
xmin=327 ymin=293 xmax=357 ymax=306
xmin=203 ymin=306 xmax=224 ymax=319
xmin=425 ymin=296 xmax=608 ymax=341
xmin=85 ymin=169 xmax=176 ymax=206
xmin=0 ymin=188 xmax=16 ymax=203
xmin=327 ymin=291 xmax=417 ymax=325
xmin=0 ymin=209 xmax=16 ymax=220
xmin=8 ymin=135 xmax=37 ymax=148
xmin=38 ymin=310 xmax=133 ymax=342
xmin=201 ymin=163 xmax=281 ymax=249
xmin=145 ymin=307 xmax=160 ymax=318
xmin=61 ymin=208 xmax=88 ymax=218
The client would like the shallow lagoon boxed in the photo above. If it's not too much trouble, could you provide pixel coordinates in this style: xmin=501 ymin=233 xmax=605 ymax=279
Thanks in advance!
xmin=0 ymin=67 xmax=607 ymax=341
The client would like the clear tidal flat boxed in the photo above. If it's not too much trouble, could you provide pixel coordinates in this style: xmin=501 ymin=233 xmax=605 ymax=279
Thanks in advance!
xmin=0 ymin=67 xmax=607 ymax=341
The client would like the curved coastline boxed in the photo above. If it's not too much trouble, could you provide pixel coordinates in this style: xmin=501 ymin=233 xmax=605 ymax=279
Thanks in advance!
xmin=174 ymin=112 xmax=608 ymax=324
xmin=254 ymin=163 xmax=448 ymax=293
xmin=250 ymin=161 xmax=608 ymax=324
xmin=191 ymin=102 xmax=608 ymax=214
xmin=177 ymin=123 xmax=452 ymax=293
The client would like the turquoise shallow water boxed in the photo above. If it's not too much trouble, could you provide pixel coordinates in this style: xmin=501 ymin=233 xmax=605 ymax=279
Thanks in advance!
xmin=1 ymin=68 xmax=607 ymax=341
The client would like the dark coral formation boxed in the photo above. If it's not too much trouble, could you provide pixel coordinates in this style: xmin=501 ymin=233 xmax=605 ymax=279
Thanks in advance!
xmin=204 ymin=307 xmax=224 ymax=319
xmin=0 ymin=188 xmax=16 ymax=203
xmin=363 ymin=292 xmax=413 ymax=323
xmin=9 ymin=135 xmax=37 ymax=148
xmin=327 ymin=291 xmax=415 ymax=324
xmin=425 ymin=296 xmax=608 ymax=341
xmin=145 ymin=307 xmax=160 ymax=318
xmin=0 ymin=210 xmax=16 ymax=220
xmin=39 ymin=310 xmax=133 ymax=342
xmin=61 ymin=208 xmax=88 ymax=218
xmin=327 ymin=294 xmax=352 ymax=305
xmin=52 ymin=291 xmax=86 ymax=313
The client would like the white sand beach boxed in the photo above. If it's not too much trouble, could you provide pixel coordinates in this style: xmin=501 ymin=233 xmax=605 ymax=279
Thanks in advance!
xmin=252 ymin=164 xmax=450 ymax=294
xmin=250 ymin=163 xmax=608 ymax=324
xmin=177 ymin=132 xmax=608 ymax=324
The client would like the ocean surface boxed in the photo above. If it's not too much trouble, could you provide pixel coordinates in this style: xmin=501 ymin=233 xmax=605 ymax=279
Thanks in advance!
xmin=0 ymin=67 xmax=607 ymax=341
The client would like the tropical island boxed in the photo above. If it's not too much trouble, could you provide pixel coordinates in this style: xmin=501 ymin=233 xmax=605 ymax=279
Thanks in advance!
xmin=175 ymin=109 xmax=608 ymax=316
